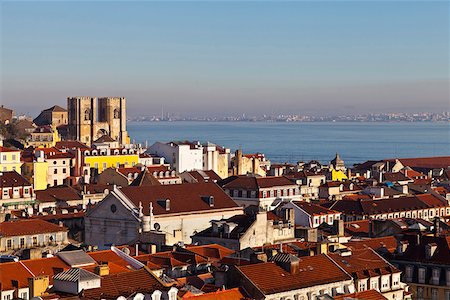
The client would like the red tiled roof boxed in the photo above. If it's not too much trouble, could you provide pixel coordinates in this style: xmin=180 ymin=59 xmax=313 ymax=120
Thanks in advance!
xmin=35 ymin=186 xmax=82 ymax=203
xmin=0 ymin=171 xmax=31 ymax=188
xmin=188 ymin=170 xmax=222 ymax=183
xmin=0 ymin=219 xmax=67 ymax=237
xmin=182 ymin=288 xmax=247 ymax=300
xmin=334 ymin=289 xmax=388 ymax=300
xmin=0 ymin=146 xmax=20 ymax=152
xmin=117 ymin=167 xmax=141 ymax=176
xmin=344 ymin=220 xmax=370 ymax=236
xmin=292 ymin=201 xmax=339 ymax=216
xmin=385 ymin=156 xmax=450 ymax=169
xmin=81 ymin=268 xmax=167 ymax=300
xmin=55 ymin=140 xmax=90 ymax=150
xmin=236 ymin=255 xmax=351 ymax=295
xmin=329 ymin=248 xmax=399 ymax=275
xmin=120 ymin=183 xmax=241 ymax=216
xmin=383 ymin=172 xmax=410 ymax=182
xmin=147 ymin=165 xmax=170 ymax=173
xmin=220 ymin=176 xmax=296 ymax=190
xmin=344 ymin=236 xmax=398 ymax=253
xmin=331 ymin=194 xmax=447 ymax=216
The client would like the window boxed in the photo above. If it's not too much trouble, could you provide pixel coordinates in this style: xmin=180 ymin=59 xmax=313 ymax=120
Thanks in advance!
xmin=20 ymin=238 xmax=25 ymax=248
xmin=63 ymin=160 xmax=66 ymax=164
xmin=13 ymin=188 xmax=19 ymax=195
xmin=6 ymin=239 xmax=12 ymax=250
xmin=20 ymin=292 xmax=27 ymax=300
xmin=53 ymin=160 xmax=57 ymax=165
xmin=12 ymin=154 xmax=16 ymax=160
xmin=54 ymin=169 xmax=58 ymax=174
xmin=418 ymin=267 xmax=426 ymax=284
xmin=24 ymin=188 xmax=29 ymax=195
xmin=94 ymin=163 xmax=99 ymax=169
xmin=84 ymin=109 xmax=91 ymax=121
xmin=63 ymin=168 xmax=66 ymax=174
xmin=32 ymin=236 xmax=38 ymax=246
xmin=2 ymin=189 xmax=8 ymax=197
xmin=417 ymin=287 xmax=424 ymax=300
xmin=432 ymin=268 xmax=440 ymax=285
xmin=2 ymin=155 xmax=6 ymax=160
xmin=432 ymin=288 xmax=438 ymax=300
xmin=103 ymin=163 xmax=107 ymax=169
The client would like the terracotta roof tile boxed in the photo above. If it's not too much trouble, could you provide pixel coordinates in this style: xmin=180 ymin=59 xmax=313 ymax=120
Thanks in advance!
xmin=0 ymin=219 xmax=67 ymax=237
xmin=0 ymin=171 xmax=31 ymax=188
xmin=120 ymin=183 xmax=240 ymax=216
xmin=236 ymin=255 xmax=351 ymax=295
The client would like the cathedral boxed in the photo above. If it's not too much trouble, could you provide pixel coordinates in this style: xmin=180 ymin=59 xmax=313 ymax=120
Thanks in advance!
xmin=67 ymin=97 xmax=129 ymax=146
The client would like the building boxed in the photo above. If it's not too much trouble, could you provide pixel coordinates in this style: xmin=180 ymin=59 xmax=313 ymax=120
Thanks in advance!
xmin=26 ymin=125 xmax=61 ymax=148
xmin=67 ymin=96 xmax=129 ymax=146
xmin=84 ymin=183 xmax=243 ymax=247
xmin=33 ymin=105 xmax=68 ymax=127
xmin=192 ymin=209 xmax=295 ymax=250
xmin=319 ymin=181 xmax=362 ymax=200
xmin=202 ymin=142 xmax=230 ymax=179
xmin=21 ymin=151 xmax=49 ymax=191
xmin=180 ymin=170 xmax=222 ymax=184
xmin=0 ymin=171 xmax=34 ymax=209
xmin=330 ymin=153 xmax=346 ymax=171
xmin=329 ymin=248 xmax=407 ymax=299
xmin=82 ymin=147 xmax=139 ymax=174
xmin=231 ymin=253 xmax=355 ymax=300
xmin=147 ymin=141 xmax=204 ymax=173
xmin=0 ymin=146 xmax=21 ymax=173
xmin=387 ymin=234 xmax=450 ymax=300
xmin=281 ymin=201 xmax=342 ymax=228
xmin=0 ymin=105 xmax=13 ymax=124
xmin=230 ymin=150 xmax=268 ymax=177
xmin=219 ymin=175 xmax=301 ymax=210
xmin=35 ymin=148 xmax=73 ymax=187
xmin=0 ymin=219 xmax=68 ymax=254
xmin=329 ymin=193 xmax=450 ymax=222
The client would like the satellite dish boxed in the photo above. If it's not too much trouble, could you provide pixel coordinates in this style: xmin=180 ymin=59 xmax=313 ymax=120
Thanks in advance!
xmin=122 ymin=247 xmax=130 ymax=255
xmin=154 ymin=223 xmax=161 ymax=231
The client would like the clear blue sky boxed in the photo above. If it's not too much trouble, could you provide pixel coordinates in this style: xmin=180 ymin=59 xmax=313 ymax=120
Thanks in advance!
xmin=1 ymin=1 xmax=448 ymax=117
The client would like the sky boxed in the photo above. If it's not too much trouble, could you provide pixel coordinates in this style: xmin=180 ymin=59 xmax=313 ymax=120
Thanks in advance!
xmin=1 ymin=1 xmax=449 ymax=117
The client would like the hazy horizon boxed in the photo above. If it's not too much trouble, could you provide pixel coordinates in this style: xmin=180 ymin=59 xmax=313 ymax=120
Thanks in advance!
xmin=1 ymin=1 xmax=449 ymax=117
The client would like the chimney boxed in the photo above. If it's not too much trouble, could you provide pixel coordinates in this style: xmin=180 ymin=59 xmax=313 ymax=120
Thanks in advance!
xmin=28 ymin=276 xmax=50 ymax=298
xmin=95 ymin=264 xmax=110 ymax=276
xmin=397 ymin=240 xmax=409 ymax=254
xmin=402 ymin=185 xmax=408 ymax=194
xmin=425 ymin=243 xmax=437 ymax=259
xmin=433 ymin=217 xmax=440 ymax=237
xmin=165 ymin=199 xmax=170 ymax=211
xmin=316 ymin=242 xmax=328 ymax=255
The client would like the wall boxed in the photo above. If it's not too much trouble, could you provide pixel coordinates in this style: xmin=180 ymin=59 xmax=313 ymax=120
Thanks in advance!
xmin=84 ymin=154 xmax=139 ymax=173
xmin=0 ymin=150 xmax=22 ymax=174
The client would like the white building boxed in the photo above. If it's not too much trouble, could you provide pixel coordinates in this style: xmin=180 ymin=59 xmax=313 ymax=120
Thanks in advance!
xmin=281 ymin=200 xmax=342 ymax=228
xmin=147 ymin=141 xmax=203 ymax=173
xmin=84 ymin=183 xmax=243 ymax=247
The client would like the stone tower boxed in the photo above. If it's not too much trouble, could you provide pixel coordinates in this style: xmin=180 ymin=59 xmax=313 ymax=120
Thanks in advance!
xmin=67 ymin=96 xmax=128 ymax=146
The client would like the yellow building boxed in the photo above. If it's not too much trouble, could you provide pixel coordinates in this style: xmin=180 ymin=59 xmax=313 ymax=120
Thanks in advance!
xmin=0 ymin=146 xmax=22 ymax=174
xmin=26 ymin=125 xmax=61 ymax=148
xmin=331 ymin=169 xmax=348 ymax=181
xmin=22 ymin=159 xmax=49 ymax=191
xmin=83 ymin=149 xmax=139 ymax=174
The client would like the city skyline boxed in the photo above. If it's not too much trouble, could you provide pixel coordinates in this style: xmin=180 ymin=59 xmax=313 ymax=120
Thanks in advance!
xmin=1 ymin=1 xmax=449 ymax=117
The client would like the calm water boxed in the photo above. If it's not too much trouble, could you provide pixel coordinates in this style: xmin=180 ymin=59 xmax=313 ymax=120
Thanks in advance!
xmin=128 ymin=122 xmax=450 ymax=165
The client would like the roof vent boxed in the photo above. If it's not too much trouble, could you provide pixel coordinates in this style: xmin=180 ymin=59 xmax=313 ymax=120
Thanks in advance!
xmin=158 ymin=199 xmax=170 ymax=211
xmin=202 ymin=195 xmax=214 ymax=207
